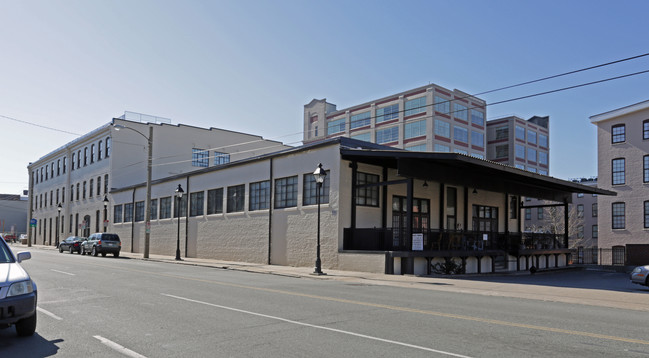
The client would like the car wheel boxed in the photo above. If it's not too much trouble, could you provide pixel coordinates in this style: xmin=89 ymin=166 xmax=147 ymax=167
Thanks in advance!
xmin=101 ymin=253 xmax=107 ymax=257
xmin=15 ymin=311 xmax=37 ymax=337
xmin=92 ymin=247 xmax=98 ymax=257
xmin=70 ymin=247 xmax=74 ymax=254
xmin=59 ymin=246 xmax=63 ymax=253
xmin=114 ymin=252 xmax=120 ymax=258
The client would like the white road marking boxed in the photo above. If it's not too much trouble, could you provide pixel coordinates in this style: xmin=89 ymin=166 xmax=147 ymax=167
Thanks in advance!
xmin=37 ymin=307 xmax=62 ymax=321
xmin=162 ymin=293 xmax=473 ymax=358
xmin=93 ymin=335 xmax=147 ymax=358
xmin=50 ymin=269 xmax=75 ymax=276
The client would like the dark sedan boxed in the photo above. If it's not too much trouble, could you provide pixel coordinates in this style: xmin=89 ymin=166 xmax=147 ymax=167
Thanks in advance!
xmin=58 ymin=236 xmax=84 ymax=254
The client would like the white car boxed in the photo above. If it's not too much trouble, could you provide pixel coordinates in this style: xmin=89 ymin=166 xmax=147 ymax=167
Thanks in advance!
xmin=630 ymin=265 xmax=649 ymax=287
xmin=0 ymin=235 xmax=37 ymax=336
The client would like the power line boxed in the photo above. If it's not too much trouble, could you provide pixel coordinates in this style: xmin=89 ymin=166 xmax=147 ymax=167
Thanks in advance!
xmin=0 ymin=114 xmax=82 ymax=136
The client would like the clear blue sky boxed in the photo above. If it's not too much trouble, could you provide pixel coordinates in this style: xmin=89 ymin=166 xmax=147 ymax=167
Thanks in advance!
xmin=2 ymin=0 xmax=649 ymax=195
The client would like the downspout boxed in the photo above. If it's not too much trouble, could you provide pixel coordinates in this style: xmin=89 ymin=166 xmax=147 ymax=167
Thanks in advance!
xmin=185 ymin=176 xmax=189 ymax=258
xmin=381 ymin=167 xmax=388 ymax=229
xmin=350 ymin=161 xmax=358 ymax=230
xmin=268 ymin=158 xmax=273 ymax=264
xmin=131 ymin=188 xmax=136 ymax=252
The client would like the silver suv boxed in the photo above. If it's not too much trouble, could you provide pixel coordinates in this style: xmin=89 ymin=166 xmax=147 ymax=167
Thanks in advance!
xmin=0 ymin=235 xmax=37 ymax=336
xmin=81 ymin=233 xmax=121 ymax=257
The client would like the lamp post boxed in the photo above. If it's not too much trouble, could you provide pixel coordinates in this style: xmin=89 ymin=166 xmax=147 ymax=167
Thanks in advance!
xmin=56 ymin=203 xmax=62 ymax=247
xmin=114 ymin=123 xmax=153 ymax=258
xmin=312 ymin=163 xmax=327 ymax=275
xmin=175 ymin=184 xmax=184 ymax=261
xmin=103 ymin=196 xmax=109 ymax=232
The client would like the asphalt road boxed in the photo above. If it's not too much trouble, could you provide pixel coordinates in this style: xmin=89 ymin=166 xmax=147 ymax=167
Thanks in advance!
xmin=1 ymin=248 xmax=649 ymax=357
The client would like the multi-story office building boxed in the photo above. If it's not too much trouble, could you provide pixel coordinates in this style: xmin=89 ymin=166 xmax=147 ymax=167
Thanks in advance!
xmin=27 ymin=112 xmax=290 ymax=247
xmin=0 ymin=194 xmax=28 ymax=237
xmin=523 ymin=178 xmax=598 ymax=249
xmin=590 ymin=100 xmax=649 ymax=265
xmin=486 ymin=115 xmax=550 ymax=175
xmin=304 ymin=84 xmax=488 ymax=158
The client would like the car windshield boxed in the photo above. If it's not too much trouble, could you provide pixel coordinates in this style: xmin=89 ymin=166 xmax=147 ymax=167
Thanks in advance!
xmin=0 ymin=241 xmax=15 ymax=264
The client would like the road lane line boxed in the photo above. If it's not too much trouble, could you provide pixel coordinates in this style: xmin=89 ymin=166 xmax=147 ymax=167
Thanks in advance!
xmin=162 ymin=293 xmax=473 ymax=358
xmin=37 ymin=307 xmax=62 ymax=320
xmin=89 ymin=262 xmax=649 ymax=347
xmin=94 ymin=335 xmax=147 ymax=358
xmin=50 ymin=269 xmax=75 ymax=276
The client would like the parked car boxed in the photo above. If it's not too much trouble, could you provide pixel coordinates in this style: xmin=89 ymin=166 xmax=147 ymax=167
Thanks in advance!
xmin=59 ymin=236 xmax=84 ymax=254
xmin=80 ymin=233 xmax=121 ymax=257
xmin=630 ymin=265 xmax=649 ymax=286
xmin=0 ymin=235 xmax=37 ymax=336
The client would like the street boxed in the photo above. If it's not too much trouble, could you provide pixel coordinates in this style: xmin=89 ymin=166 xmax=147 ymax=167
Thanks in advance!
xmin=1 ymin=247 xmax=648 ymax=357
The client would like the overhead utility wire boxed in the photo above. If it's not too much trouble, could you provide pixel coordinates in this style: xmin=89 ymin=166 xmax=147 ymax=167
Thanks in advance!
xmin=0 ymin=114 xmax=82 ymax=136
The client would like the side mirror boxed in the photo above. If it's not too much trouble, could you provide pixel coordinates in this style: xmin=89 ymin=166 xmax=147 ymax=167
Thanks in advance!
xmin=16 ymin=251 xmax=31 ymax=263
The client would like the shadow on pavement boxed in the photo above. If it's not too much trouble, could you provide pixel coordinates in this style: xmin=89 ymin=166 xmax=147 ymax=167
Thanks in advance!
xmin=0 ymin=331 xmax=61 ymax=357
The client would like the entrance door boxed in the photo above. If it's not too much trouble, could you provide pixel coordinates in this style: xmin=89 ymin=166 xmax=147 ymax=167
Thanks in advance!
xmin=392 ymin=196 xmax=429 ymax=249
xmin=83 ymin=215 xmax=91 ymax=237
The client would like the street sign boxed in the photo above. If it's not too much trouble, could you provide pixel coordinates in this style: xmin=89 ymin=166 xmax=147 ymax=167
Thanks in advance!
xmin=30 ymin=218 xmax=37 ymax=228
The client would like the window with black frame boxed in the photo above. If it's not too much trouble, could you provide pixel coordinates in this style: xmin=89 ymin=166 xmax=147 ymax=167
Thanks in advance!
xmin=227 ymin=185 xmax=245 ymax=213
xmin=303 ymin=171 xmax=329 ymax=206
xmin=355 ymin=172 xmax=379 ymax=207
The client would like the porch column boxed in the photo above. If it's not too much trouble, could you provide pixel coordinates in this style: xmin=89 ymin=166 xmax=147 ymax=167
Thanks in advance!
xmin=350 ymin=162 xmax=358 ymax=230
xmin=439 ymin=183 xmax=445 ymax=231
xmin=382 ymin=167 xmax=388 ymax=229
xmin=563 ymin=200 xmax=569 ymax=249
xmin=406 ymin=178 xmax=413 ymax=247
xmin=463 ymin=186 xmax=468 ymax=230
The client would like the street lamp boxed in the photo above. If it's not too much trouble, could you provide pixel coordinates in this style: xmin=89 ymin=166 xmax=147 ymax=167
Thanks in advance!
xmin=175 ymin=184 xmax=184 ymax=261
xmin=103 ymin=196 xmax=109 ymax=232
xmin=312 ymin=163 xmax=327 ymax=275
xmin=56 ymin=203 xmax=62 ymax=247
xmin=114 ymin=123 xmax=153 ymax=258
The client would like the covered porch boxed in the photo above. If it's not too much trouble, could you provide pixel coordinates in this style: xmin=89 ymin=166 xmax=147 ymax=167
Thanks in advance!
xmin=339 ymin=149 xmax=615 ymax=275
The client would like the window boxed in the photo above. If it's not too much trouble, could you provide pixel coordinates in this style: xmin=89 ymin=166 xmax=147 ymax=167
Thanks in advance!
xmin=538 ymin=169 xmax=548 ymax=175
xmin=50 ymin=162 xmax=54 ymax=178
xmin=473 ymin=205 xmax=498 ymax=232
xmin=83 ymin=181 xmax=87 ymax=199
xmin=539 ymin=134 xmax=548 ymax=148
xmin=356 ymin=172 xmax=379 ymax=207
xmin=592 ymin=203 xmax=598 ymax=217
xmin=192 ymin=148 xmax=209 ymax=167
xmin=77 ymin=150 xmax=81 ymax=168
xmin=91 ymin=144 xmax=96 ymax=164
xmin=106 ymin=137 xmax=111 ymax=157
xmin=63 ymin=156 xmax=67 ymax=174
xmin=577 ymin=225 xmax=584 ymax=239
xmin=45 ymin=164 xmax=48 ymax=181
xmin=612 ymin=158 xmax=625 ymax=185
xmin=207 ymin=188 xmax=223 ymax=214
xmin=527 ymin=148 xmax=537 ymax=162
xmin=471 ymin=110 xmax=484 ymax=126
xmin=538 ymin=151 xmax=548 ymax=165
xmin=97 ymin=177 xmax=101 ymax=196
xmin=434 ymin=144 xmax=450 ymax=152
xmin=644 ymin=155 xmax=649 ymax=183
xmin=406 ymin=144 xmax=427 ymax=152
xmin=537 ymin=208 xmax=544 ymax=220
xmin=327 ymin=118 xmax=345 ymax=135
xmin=454 ymin=148 xmax=468 ymax=155
xmin=274 ymin=176 xmax=297 ymax=209
xmin=351 ymin=133 xmax=371 ymax=142
xmin=577 ymin=204 xmax=584 ymax=218
xmin=645 ymin=201 xmax=649 ymax=228
xmin=592 ymin=225 xmax=598 ymax=239
xmin=495 ymin=126 xmax=508 ymax=140
xmin=214 ymin=152 xmax=230 ymax=165
xmin=249 ymin=181 xmax=271 ymax=211
xmin=376 ymin=104 xmax=399 ymax=123
xmin=434 ymin=120 xmax=450 ymax=138
xmin=135 ymin=201 xmax=145 ymax=222
xmin=644 ymin=120 xmax=649 ymax=140
xmin=404 ymin=120 xmax=426 ymax=139
xmin=160 ymin=197 xmax=172 ymax=219
xmin=98 ymin=141 xmax=103 ymax=161
xmin=57 ymin=159 xmax=61 ymax=176
xmin=434 ymin=96 xmax=449 ymax=114
xmin=496 ymin=144 xmax=508 ymax=159
xmin=376 ymin=126 xmax=399 ymax=144
xmin=612 ymin=124 xmax=625 ymax=143
xmin=405 ymin=97 xmax=426 ymax=116
xmin=350 ymin=111 xmax=371 ymax=129
xmin=114 ymin=205 xmax=123 ymax=223
xmin=150 ymin=199 xmax=158 ymax=220
xmin=525 ymin=208 xmax=531 ymax=220
xmin=471 ymin=131 xmax=484 ymax=147
xmin=62 ymin=187 xmax=65 ymax=203
xmin=104 ymin=174 xmax=109 ymax=195
xmin=453 ymin=103 xmax=468 ymax=121
xmin=527 ymin=130 xmax=537 ymax=145
xmin=89 ymin=179 xmax=94 ymax=197
xmin=446 ymin=187 xmax=457 ymax=229
xmin=527 ymin=167 xmax=537 ymax=173
xmin=174 ymin=195 xmax=187 ymax=218
xmin=84 ymin=147 xmax=88 ymax=166
xmin=453 ymin=126 xmax=468 ymax=143
xmin=227 ymin=185 xmax=245 ymax=213
xmin=510 ymin=196 xmax=518 ymax=219
xmin=76 ymin=183 xmax=80 ymax=201
xmin=515 ymin=126 xmax=525 ymax=141
xmin=190 ymin=191 xmax=204 ymax=217
xmin=70 ymin=185 xmax=74 ymax=201
xmin=612 ymin=202 xmax=625 ymax=229
xmin=124 ymin=203 xmax=134 ymax=222
xmin=515 ymin=144 xmax=525 ymax=159
xmin=303 ymin=171 xmax=330 ymax=206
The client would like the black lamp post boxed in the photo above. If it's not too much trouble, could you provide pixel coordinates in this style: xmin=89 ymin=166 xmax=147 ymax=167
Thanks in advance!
xmin=56 ymin=203 xmax=62 ymax=247
xmin=103 ymin=196 xmax=109 ymax=232
xmin=175 ymin=184 xmax=184 ymax=261
xmin=313 ymin=163 xmax=327 ymax=275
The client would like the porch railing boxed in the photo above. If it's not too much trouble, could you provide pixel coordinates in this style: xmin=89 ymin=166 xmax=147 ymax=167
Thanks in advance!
xmin=343 ymin=228 xmax=565 ymax=253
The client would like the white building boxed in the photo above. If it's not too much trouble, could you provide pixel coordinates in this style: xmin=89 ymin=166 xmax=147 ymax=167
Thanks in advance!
xmin=27 ymin=113 xmax=290 ymax=246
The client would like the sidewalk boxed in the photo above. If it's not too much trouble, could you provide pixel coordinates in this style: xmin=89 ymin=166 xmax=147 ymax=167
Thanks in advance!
xmin=14 ymin=242 xmax=649 ymax=312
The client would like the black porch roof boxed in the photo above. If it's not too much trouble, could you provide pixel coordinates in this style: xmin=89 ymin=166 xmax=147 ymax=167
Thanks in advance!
xmin=340 ymin=148 xmax=615 ymax=203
